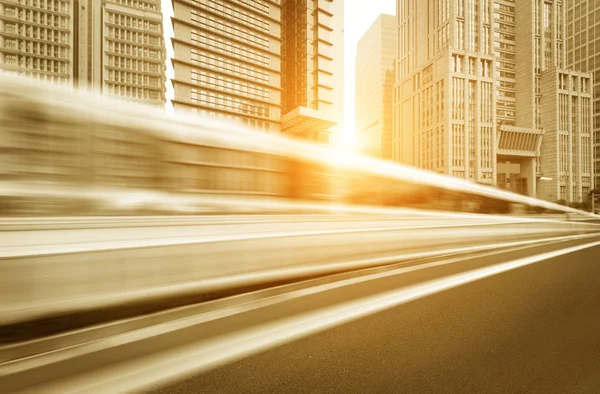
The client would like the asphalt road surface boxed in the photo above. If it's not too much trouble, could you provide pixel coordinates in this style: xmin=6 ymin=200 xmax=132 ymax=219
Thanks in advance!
xmin=148 ymin=245 xmax=600 ymax=394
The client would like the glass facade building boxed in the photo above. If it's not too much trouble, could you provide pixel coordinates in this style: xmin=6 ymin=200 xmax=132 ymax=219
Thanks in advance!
xmin=355 ymin=14 xmax=397 ymax=160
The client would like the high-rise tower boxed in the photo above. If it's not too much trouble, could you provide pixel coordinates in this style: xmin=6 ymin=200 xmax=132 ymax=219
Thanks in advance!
xmin=356 ymin=14 xmax=396 ymax=160
xmin=0 ymin=0 xmax=74 ymax=85
xmin=170 ymin=0 xmax=343 ymax=143
xmin=0 ymin=0 xmax=167 ymax=105
xmin=565 ymin=0 xmax=600 ymax=192
xmin=393 ymin=0 xmax=593 ymax=202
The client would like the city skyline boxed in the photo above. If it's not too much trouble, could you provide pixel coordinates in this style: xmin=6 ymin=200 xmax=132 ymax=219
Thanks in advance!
xmin=163 ymin=0 xmax=396 ymax=146
xmin=393 ymin=0 xmax=594 ymax=203
xmin=1 ymin=0 xmax=598 ymax=204
xmin=166 ymin=0 xmax=343 ymax=144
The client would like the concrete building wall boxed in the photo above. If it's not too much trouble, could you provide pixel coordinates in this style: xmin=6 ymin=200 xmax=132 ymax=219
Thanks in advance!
xmin=281 ymin=0 xmax=343 ymax=143
xmin=393 ymin=0 xmax=593 ymax=201
xmin=170 ymin=0 xmax=342 ymax=142
xmin=0 ymin=0 xmax=166 ymax=106
xmin=0 ymin=0 xmax=74 ymax=85
xmin=394 ymin=0 xmax=496 ymax=184
xmin=356 ymin=14 xmax=396 ymax=160
xmin=171 ymin=0 xmax=282 ymax=132
xmin=566 ymin=0 xmax=599 ymax=191
xmin=539 ymin=69 xmax=593 ymax=202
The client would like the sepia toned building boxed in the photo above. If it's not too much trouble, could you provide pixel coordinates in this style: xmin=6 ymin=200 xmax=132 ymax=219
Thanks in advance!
xmin=280 ymin=0 xmax=344 ymax=144
xmin=170 ymin=0 xmax=344 ymax=143
xmin=355 ymin=13 xmax=396 ymax=160
xmin=565 ymin=0 xmax=600 ymax=191
xmin=393 ymin=0 xmax=593 ymax=202
xmin=0 ymin=0 xmax=166 ymax=105
xmin=170 ymin=0 xmax=283 ymax=132
xmin=77 ymin=0 xmax=167 ymax=106
xmin=0 ymin=0 xmax=74 ymax=85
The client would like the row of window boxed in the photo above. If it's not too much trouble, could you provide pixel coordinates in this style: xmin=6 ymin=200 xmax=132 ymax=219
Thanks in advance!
xmin=191 ymin=68 xmax=270 ymax=102
xmin=189 ymin=107 xmax=272 ymax=131
xmin=106 ymin=12 xmax=160 ymax=33
xmin=191 ymin=8 xmax=270 ymax=50
xmin=190 ymin=29 xmax=269 ymax=66
xmin=0 ymin=68 xmax=69 ymax=83
xmin=1 ymin=53 xmax=67 ymax=73
xmin=107 ymin=84 xmax=161 ymax=100
xmin=166 ymin=143 xmax=283 ymax=170
xmin=107 ymin=56 xmax=161 ymax=73
xmin=2 ymin=7 xmax=69 ymax=28
xmin=451 ymin=55 xmax=493 ymax=77
xmin=1 ymin=38 xmax=67 ymax=58
xmin=107 ymin=70 xmax=160 ymax=87
xmin=106 ymin=41 xmax=161 ymax=59
xmin=190 ymin=87 xmax=271 ymax=119
xmin=8 ymin=0 xmax=69 ymax=14
xmin=190 ymin=48 xmax=269 ymax=84
xmin=108 ymin=0 xmax=159 ymax=12
xmin=107 ymin=27 xmax=160 ymax=46
xmin=2 ymin=23 xmax=69 ymax=44
xmin=192 ymin=0 xmax=270 ymax=32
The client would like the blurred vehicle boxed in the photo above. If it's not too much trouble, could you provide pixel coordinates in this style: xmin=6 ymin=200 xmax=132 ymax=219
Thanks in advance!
xmin=0 ymin=74 xmax=585 ymax=217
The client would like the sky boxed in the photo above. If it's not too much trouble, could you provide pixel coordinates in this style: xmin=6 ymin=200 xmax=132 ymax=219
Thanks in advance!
xmin=161 ymin=0 xmax=397 ymax=145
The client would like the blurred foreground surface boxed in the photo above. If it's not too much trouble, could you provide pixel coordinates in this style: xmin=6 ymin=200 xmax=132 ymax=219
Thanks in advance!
xmin=1 ymin=76 xmax=600 ymax=393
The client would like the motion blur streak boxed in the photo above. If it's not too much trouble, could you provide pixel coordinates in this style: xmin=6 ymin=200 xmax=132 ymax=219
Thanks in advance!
xmin=0 ymin=74 xmax=595 ymax=218
xmin=14 ymin=238 xmax=599 ymax=394
xmin=1 ymin=70 xmax=600 ymax=394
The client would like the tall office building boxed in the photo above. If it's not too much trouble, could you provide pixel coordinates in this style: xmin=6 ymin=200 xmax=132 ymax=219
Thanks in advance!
xmin=170 ymin=0 xmax=283 ymax=132
xmin=0 ymin=0 xmax=166 ymax=105
xmin=0 ymin=0 xmax=74 ymax=85
xmin=355 ymin=14 xmax=396 ymax=159
xmin=170 ymin=0 xmax=343 ymax=142
xmin=77 ymin=0 xmax=167 ymax=105
xmin=393 ymin=0 xmax=593 ymax=202
xmin=566 ymin=0 xmax=600 ymax=190
xmin=280 ymin=0 xmax=343 ymax=143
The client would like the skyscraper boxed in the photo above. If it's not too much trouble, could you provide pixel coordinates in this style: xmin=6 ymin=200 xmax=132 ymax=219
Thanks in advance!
xmin=0 ymin=0 xmax=74 ymax=85
xmin=355 ymin=14 xmax=396 ymax=159
xmin=393 ymin=0 xmax=594 ymax=202
xmin=280 ymin=0 xmax=344 ymax=144
xmin=0 ymin=0 xmax=166 ymax=105
xmin=77 ymin=0 xmax=167 ymax=105
xmin=170 ymin=0 xmax=282 ymax=132
xmin=170 ymin=0 xmax=343 ymax=143
xmin=565 ymin=0 xmax=600 ymax=190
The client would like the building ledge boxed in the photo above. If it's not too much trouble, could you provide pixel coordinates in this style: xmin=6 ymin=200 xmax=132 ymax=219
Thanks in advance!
xmin=281 ymin=106 xmax=336 ymax=138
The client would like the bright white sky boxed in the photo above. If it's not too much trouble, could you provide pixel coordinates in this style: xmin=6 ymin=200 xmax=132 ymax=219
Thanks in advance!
xmin=161 ymin=0 xmax=397 ymax=145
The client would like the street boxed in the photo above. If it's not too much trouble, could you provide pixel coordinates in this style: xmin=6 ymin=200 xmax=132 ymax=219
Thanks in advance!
xmin=148 ymin=244 xmax=600 ymax=394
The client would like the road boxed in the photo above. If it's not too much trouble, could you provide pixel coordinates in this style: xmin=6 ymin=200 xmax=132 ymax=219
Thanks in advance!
xmin=147 ymin=243 xmax=600 ymax=394
xmin=2 ymin=231 xmax=600 ymax=393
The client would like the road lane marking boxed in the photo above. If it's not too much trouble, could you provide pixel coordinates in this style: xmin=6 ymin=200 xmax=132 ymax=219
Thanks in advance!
xmin=9 ymin=237 xmax=600 ymax=393
xmin=0 ymin=221 xmax=537 ymax=258
xmin=3 ymin=232 xmax=596 ymax=326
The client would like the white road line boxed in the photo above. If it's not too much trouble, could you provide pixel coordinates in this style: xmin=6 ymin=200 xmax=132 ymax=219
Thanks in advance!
xmin=3 ymin=232 xmax=595 ymax=326
xmin=11 ymin=237 xmax=600 ymax=394
xmin=0 ymin=221 xmax=525 ymax=258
